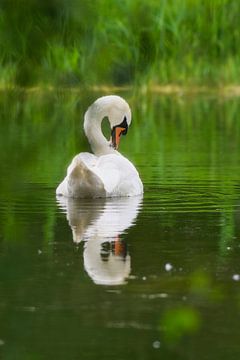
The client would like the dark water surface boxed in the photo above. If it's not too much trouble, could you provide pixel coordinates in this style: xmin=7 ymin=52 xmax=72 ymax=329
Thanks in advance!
xmin=1 ymin=91 xmax=240 ymax=359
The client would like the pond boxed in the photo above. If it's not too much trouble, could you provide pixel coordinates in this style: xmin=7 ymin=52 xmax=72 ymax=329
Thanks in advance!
xmin=0 ymin=90 xmax=240 ymax=359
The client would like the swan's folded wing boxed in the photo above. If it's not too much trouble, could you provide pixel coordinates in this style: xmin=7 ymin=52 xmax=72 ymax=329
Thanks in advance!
xmin=92 ymin=161 xmax=120 ymax=194
xmin=57 ymin=153 xmax=106 ymax=198
xmin=92 ymin=154 xmax=141 ymax=196
xmin=67 ymin=153 xmax=98 ymax=175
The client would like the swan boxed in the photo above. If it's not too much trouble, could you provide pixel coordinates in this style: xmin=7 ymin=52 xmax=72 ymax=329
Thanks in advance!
xmin=56 ymin=95 xmax=143 ymax=198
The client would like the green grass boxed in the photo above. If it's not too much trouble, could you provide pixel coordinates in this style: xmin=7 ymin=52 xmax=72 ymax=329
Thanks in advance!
xmin=0 ymin=0 xmax=240 ymax=87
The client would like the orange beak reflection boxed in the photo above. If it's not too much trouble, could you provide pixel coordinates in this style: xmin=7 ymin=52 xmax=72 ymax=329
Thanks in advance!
xmin=114 ymin=236 xmax=127 ymax=257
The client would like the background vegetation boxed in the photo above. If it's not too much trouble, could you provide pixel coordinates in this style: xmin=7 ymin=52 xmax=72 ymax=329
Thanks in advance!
xmin=1 ymin=0 xmax=240 ymax=87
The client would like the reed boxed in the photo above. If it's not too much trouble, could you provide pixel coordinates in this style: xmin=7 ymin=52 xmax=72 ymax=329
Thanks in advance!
xmin=0 ymin=0 xmax=239 ymax=87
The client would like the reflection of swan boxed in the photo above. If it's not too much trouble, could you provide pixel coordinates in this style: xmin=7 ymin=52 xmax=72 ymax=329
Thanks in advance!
xmin=57 ymin=195 xmax=142 ymax=285
xmin=56 ymin=95 xmax=143 ymax=198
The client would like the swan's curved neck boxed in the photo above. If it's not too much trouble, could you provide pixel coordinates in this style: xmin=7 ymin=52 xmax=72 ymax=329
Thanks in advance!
xmin=84 ymin=105 xmax=115 ymax=156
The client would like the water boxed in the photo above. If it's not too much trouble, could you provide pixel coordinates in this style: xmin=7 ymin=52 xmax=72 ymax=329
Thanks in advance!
xmin=1 ymin=91 xmax=240 ymax=359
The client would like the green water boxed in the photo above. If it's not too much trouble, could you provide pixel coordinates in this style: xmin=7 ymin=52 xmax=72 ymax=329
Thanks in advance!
xmin=1 ymin=91 xmax=240 ymax=359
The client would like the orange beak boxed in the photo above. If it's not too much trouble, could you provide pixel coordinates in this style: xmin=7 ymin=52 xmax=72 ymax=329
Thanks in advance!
xmin=111 ymin=126 xmax=126 ymax=150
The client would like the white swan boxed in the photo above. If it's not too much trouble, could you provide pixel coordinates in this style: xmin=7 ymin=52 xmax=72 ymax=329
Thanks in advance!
xmin=56 ymin=95 xmax=143 ymax=198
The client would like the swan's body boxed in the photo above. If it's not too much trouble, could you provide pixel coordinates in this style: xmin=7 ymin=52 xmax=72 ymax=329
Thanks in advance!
xmin=56 ymin=95 xmax=143 ymax=198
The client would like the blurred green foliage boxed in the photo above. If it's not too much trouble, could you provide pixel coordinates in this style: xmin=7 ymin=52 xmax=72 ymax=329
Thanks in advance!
xmin=162 ymin=306 xmax=201 ymax=343
xmin=0 ymin=0 xmax=240 ymax=86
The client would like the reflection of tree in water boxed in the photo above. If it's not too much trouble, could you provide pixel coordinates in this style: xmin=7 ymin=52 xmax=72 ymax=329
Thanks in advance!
xmin=57 ymin=196 xmax=142 ymax=285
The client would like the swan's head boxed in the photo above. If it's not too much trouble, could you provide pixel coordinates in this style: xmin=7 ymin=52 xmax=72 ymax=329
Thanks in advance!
xmin=94 ymin=95 xmax=131 ymax=150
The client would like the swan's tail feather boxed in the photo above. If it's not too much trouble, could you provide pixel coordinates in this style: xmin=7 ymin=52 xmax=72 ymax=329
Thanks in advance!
xmin=67 ymin=158 xmax=106 ymax=198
